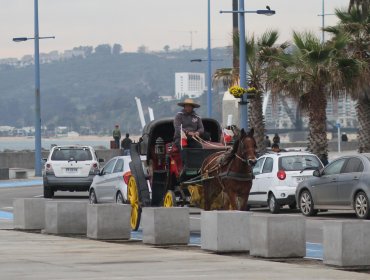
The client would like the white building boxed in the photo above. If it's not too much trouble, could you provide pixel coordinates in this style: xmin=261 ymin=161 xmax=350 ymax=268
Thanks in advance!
xmin=175 ymin=72 xmax=205 ymax=99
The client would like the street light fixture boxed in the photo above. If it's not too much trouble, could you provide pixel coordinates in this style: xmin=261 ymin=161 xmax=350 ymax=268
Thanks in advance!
xmin=13 ymin=0 xmax=55 ymax=177
xmin=220 ymin=2 xmax=275 ymax=130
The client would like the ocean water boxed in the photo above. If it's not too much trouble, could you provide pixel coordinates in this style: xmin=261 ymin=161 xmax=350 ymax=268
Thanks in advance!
xmin=0 ymin=137 xmax=111 ymax=151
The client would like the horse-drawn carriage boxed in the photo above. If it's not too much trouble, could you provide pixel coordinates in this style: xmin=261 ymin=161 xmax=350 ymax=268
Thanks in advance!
xmin=127 ymin=117 xmax=256 ymax=230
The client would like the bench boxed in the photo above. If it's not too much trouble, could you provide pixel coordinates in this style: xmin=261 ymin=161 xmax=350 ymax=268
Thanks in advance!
xmin=15 ymin=170 xmax=28 ymax=179
xmin=9 ymin=168 xmax=28 ymax=179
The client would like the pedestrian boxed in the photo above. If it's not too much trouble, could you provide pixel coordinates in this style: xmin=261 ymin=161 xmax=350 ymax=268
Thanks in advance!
xmin=341 ymin=133 xmax=348 ymax=142
xmin=263 ymin=135 xmax=271 ymax=148
xmin=319 ymin=154 xmax=329 ymax=166
xmin=273 ymin=133 xmax=280 ymax=144
xmin=173 ymin=98 xmax=204 ymax=149
xmin=271 ymin=143 xmax=281 ymax=153
xmin=112 ymin=124 xmax=121 ymax=149
xmin=121 ymin=133 xmax=132 ymax=156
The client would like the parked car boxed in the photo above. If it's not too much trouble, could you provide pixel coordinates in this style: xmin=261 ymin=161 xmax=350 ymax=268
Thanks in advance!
xmin=296 ymin=154 xmax=370 ymax=219
xmin=43 ymin=145 xmax=104 ymax=198
xmin=249 ymin=151 xmax=323 ymax=213
xmin=89 ymin=155 xmax=147 ymax=204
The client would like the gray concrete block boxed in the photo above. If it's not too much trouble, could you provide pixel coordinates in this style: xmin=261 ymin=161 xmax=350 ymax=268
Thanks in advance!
xmin=87 ymin=204 xmax=131 ymax=240
xmin=249 ymin=214 xmax=305 ymax=258
xmin=323 ymin=220 xmax=370 ymax=267
xmin=44 ymin=201 xmax=87 ymax=234
xmin=201 ymin=210 xmax=252 ymax=252
xmin=0 ymin=168 xmax=9 ymax=180
xmin=142 ymin=207 xmax=189 ymax=245
xmin=13 ymin=198 xmax=45 ymax=230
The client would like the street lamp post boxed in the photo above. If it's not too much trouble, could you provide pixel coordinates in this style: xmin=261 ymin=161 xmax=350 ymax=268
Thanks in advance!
xmin=13 ymin=0 xmax=54 ymax=176
xmin=318 ymin=0 xmax=335 ymax=43
xmin=207 ymin=0 xmax=212 ymax=118
xmin=220 ymin=4 xmax=275 ymax=130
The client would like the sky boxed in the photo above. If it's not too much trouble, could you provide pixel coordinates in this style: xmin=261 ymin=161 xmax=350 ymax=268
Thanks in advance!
xmin=0 ymin=0 xmax=351 ymax=59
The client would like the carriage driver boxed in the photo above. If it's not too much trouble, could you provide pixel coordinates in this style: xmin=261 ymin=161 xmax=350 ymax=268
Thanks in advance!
xmin=173 ymin=98 xmax=204 ymax=149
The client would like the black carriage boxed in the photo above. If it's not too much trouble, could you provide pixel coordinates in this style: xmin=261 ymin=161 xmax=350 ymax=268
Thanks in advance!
xmin=127 ymin=117 xmax=227 ymax=230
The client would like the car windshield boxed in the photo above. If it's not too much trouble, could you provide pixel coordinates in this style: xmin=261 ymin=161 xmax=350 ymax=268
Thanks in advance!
xmin=279 ymin=155 xmax=321 ymax=171
xmin=51 ymin=148 xmax=92 ymax=161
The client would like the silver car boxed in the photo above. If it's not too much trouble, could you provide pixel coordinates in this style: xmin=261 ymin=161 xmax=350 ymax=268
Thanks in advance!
xmin=296 ymin=154 xmax=370 ymax=219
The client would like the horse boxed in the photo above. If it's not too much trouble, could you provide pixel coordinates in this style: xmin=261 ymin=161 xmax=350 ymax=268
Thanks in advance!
xmin=200 ymin=128 xmax=257 ymax=211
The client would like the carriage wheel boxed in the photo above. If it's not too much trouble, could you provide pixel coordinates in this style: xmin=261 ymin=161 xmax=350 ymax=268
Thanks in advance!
xmin=128 ymin=176 xmax=141 ymax=231
xmin=163 ymin=190 xmax=176 ymax=207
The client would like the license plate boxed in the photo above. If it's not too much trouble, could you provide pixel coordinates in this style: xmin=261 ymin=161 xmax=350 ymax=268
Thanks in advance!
xmin=296 ymin=177 xmax=305 ymax=182
xmin=66 ymin=168 xmax=78 ymax=172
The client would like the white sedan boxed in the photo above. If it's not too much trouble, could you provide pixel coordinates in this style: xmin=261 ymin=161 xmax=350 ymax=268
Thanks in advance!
xmin=89 ymin=156 xmax=134 ymax=204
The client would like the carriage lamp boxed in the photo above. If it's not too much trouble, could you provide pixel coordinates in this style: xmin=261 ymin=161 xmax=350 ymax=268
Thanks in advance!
xmin=155 ymin=137 xmax=165 ymax=168
xmin=155 ymin=137 xmax=165 ymax=155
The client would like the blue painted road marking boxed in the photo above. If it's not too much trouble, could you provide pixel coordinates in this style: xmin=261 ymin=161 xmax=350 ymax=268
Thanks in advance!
xmin=0 ymin=180 xmax=43 ymax=188
xmin=131 ymin=230 xmax=323 ymax=260
xmin=0 ymin=211 xmax=13 ymax=220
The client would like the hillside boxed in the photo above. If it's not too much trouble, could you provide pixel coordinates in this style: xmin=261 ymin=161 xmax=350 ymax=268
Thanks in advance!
xmin=0 ymin=47 xmax=231 ymax=134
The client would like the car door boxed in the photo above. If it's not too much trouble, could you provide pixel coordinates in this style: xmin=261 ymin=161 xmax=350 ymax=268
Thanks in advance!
xmin=312 ymin=158 xmax=347 ymax=206
xmin=336 ymin=157 xmax=364 ymax=206
xmin=111 ymin=158 xmax=125 ymax=201
xmin=257 ymin=157 xmax=275 ymax=203
xmin=251 ymin=157 xmax=274 ymax=204
xmin=250 ymin=157 xmax=266 ymax=203
xmin=95 ymin=159 xmax=116 ymax=202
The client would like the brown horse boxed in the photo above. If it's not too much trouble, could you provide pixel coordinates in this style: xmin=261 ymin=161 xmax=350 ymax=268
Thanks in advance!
xmin=201 ymin=128 xmax=257 ymax=211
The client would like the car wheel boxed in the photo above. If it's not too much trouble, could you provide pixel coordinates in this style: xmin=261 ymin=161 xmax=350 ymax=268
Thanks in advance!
xmin=89 ymin=189 xmax=97 ymax=204
xmin=289 ymin=202 xmax=297 ymax=210
xmin=299 ymin=190 xmax=318 ymax=216
xmin=268 ymin=193 xmax=280 ymax=214
xmin=43 ymin=186 xmax=54 ymax=198
xmin=354 ymin=191 xmax=370 ymax=219
xmin=116 ymin=192 xmax=125 ymax=204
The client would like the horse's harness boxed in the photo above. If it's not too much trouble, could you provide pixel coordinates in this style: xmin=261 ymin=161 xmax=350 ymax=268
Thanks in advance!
xmin=201 ymin=136 xmax=254 ymax=191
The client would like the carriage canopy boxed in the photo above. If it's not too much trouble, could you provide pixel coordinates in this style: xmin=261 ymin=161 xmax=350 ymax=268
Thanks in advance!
xmin=138 ymin=117 xmax=222 ymax=159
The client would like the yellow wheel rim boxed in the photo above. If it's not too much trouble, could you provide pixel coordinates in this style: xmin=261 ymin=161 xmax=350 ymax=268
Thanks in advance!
xmin=164 ymin=191 xmax=175 ymax=207
xmin=128 ymin=176 xmax=140 ymax=230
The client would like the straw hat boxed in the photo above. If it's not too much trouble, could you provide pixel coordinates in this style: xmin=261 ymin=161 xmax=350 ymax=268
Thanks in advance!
xmin=177 ymin=98 xmax=200 ymax=108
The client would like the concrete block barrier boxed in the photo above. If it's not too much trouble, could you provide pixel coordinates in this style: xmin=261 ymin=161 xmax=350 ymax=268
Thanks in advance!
xmin=87 ymin=204 xmax=131 ymax=240
xmin=44 ymin=201 xmax=87 ymax=235
xmin=249 ymin=214 xmax=305 ymax=258
xmin=323 ymin=220 xmax=370 ymax=267
xmin=142 ymin=207 xmax=189 ymax=245
xmin=201 ymin=210 xmax=252 ymax=252
xmin=13 ymin=198 xmax=46 ymax=230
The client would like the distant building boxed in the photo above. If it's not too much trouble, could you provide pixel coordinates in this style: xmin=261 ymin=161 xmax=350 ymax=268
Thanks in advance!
xmin=159 ymin=96 xmax=174 ymax=102
xmin=175 ymin=72 xmax=205 ymax=99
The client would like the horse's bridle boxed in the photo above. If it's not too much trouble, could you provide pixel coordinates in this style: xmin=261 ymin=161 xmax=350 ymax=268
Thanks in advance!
xmin=235 ymin=135 xmax=257 ymax=166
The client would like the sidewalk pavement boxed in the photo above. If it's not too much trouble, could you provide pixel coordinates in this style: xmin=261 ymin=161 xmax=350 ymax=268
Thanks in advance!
xmin=0 ymin=229 xmax=369 ymax=280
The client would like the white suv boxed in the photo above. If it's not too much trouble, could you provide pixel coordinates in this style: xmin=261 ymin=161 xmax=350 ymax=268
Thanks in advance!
xmin=43 ymin=145 xmax=103 ymax=198
xmin=249 ymin=151 xmax=323 ymax=213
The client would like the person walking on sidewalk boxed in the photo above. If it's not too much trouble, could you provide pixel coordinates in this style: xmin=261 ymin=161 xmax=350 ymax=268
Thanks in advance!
xmin=121 ymin=133 xmax=132 ymax=156
xmin=112 ymin=124 xmax=121 ymax=149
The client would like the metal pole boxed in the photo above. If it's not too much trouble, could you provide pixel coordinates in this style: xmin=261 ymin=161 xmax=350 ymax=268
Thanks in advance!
xmin=34 ymin=0 xmax=42 ymax=176
xmin=321 ymin=0 xmax=325 ymax=43
xmin=207 ymin=0 xmax=212 ymax=118
xmin=239 ymin=0 xmax=248 ymax=130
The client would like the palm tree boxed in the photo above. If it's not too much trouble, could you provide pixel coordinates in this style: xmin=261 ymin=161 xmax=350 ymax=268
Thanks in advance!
xmin=349 ymin=0 xmax=369 ymax=14
xmin=268 ymin=32 xmax=361 ymax=158
xmin=213 ymin=30 xmax=287 ymax=150
xmin=325 ymin=6 xmax=370 ymax=152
